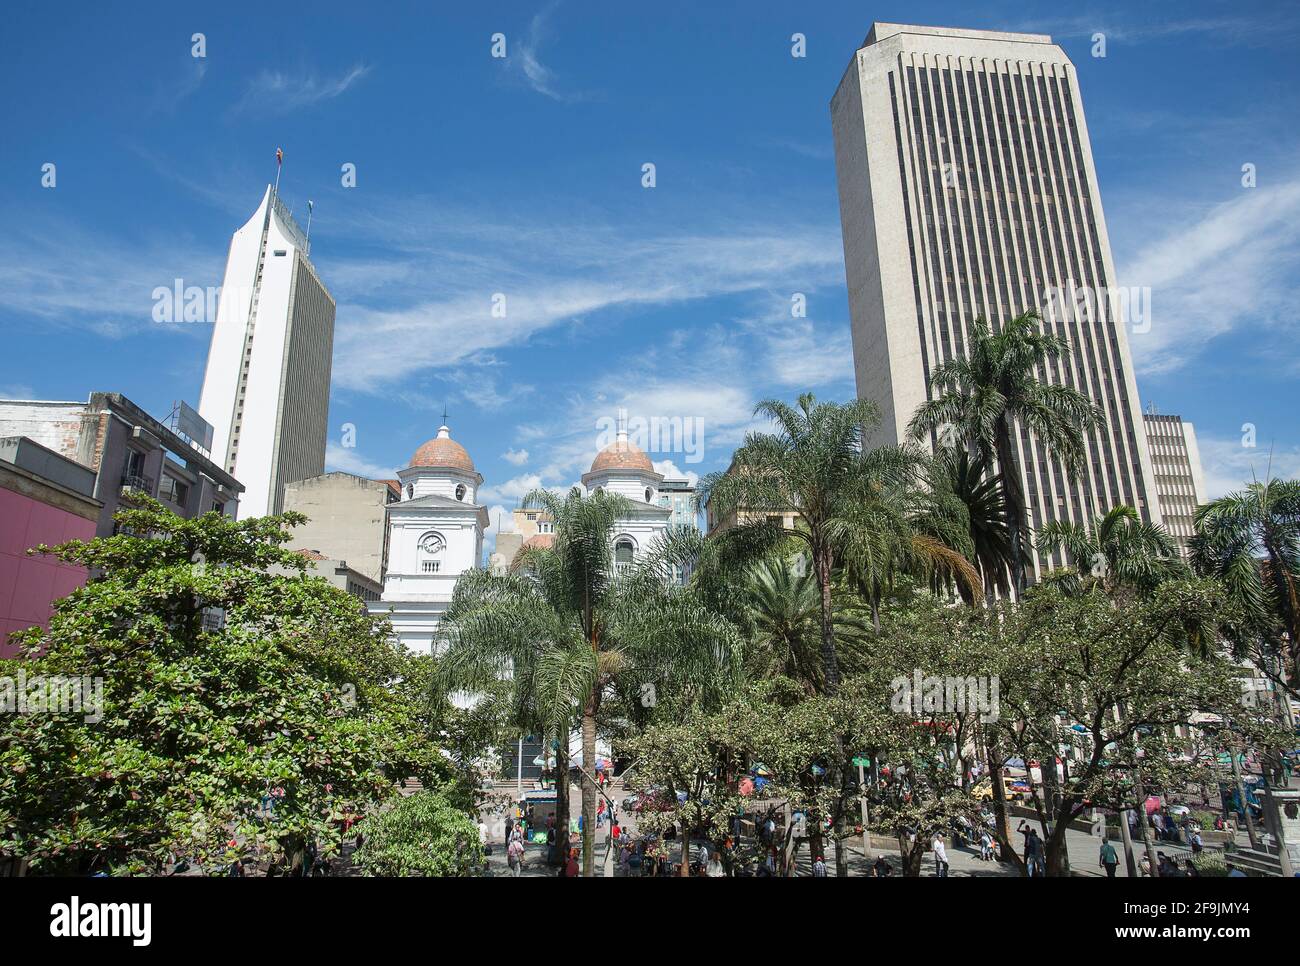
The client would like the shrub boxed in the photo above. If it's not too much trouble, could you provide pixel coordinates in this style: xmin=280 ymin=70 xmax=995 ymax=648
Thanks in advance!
xmin=355 ymin=792 xmax=483 ymax=876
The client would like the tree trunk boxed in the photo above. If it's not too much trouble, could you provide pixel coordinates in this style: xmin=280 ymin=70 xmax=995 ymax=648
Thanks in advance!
xmin=986 ymin=746 xmax=1023 ymax=873
xmin=553 ymin=739 xmax=570 ymax=868
xmin=1229 ymin=734 xmax=1262 ymax=850
xmin=813 ymin=541 xmax=840 ymax=693
xmin=1133 ymin=773 xmax=1160 ymax=877
xmin=994 ymin=418 xmax=1027 ymax=596
xmin=1117 ymin=808 xmax=1138 ymax=878
xmin=581 ymin=696 xmax=597 ymax=877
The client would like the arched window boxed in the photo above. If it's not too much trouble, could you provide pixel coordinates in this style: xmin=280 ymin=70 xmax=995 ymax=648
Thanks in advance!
xmin=406 ymin=483 xmax=414 ymax=500
xmin=418 ymin=531 xmax=446 ymax=573
xmin=615 ymin=538 xmax=635 ymax=574
xmin=644 ymin=487 xmax=653 ymax=503
xmin=455 ymin=483 xmax=467 ymax=501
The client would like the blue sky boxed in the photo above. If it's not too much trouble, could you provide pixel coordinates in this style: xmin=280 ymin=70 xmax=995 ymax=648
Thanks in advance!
xmin=2 ymin=1 xmax=1297 ymax=546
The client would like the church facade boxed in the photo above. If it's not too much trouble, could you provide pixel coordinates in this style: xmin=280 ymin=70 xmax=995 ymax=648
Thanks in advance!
xmin=372 ymin=418 xmax=672 ymax=655
xmin=369 ymin=422 xmax=487 ymax=654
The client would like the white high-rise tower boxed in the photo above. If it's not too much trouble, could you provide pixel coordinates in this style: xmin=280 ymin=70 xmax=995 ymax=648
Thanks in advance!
xmin=830 ymin=23 xmax=1161 ymax=582
xmin=199 ymin=186 xmax=335 ymax=518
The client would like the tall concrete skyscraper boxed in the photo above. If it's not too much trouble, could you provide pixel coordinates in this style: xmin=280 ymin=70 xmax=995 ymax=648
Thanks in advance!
xmin=199 ymin=187 xmax=335 ymax=518
xmin=831 ymin=23 xmax=1160 ymax=580
xmin=1142 ymin=409 xmax=1206 ymax=555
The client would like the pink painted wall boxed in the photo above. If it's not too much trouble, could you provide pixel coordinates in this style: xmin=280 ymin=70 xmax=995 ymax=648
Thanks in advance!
xmin=0 ymin=487 xmax=94 ymax=658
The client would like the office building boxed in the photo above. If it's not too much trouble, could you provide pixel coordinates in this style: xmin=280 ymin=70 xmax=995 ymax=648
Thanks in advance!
xmin=0 ymin=392 xmax=242 ymax=538
xmin=830 ymin=23 xmax=1161 ymax=581
xmin=199 ymin=186 xmax=335 ymax=518
xmin=1142 ymin=409 xmax=1206 ymax=554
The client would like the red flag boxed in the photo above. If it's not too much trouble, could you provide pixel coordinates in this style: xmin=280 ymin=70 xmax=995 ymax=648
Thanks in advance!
xmin=276 ymin=148 xmax=283 ymax=166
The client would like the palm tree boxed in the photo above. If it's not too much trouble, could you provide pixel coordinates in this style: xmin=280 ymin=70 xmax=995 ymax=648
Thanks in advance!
xmin=1036 ymin=504 xmax=1184 ymax=597
xmin=933 ymin=449 xmax=1014 ymax=604
xmin=436 ymin=487 xmax=742 ymax=876
xmin=907 ymin=310 xmax=1103 ymax=595
xmin=739 ymin=556 xmax=875 ymax=693
xmin=698 ymin=393 xmax=907 ymax=694
xmin=836 ymin=452 xmax=982 ymax=629
xmin=1193 ymin=477 xmax=1300 ymax=692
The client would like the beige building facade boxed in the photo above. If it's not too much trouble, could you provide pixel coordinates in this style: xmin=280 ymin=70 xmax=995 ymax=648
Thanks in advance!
xmin=831 ymin=23 xmax=1162 ymax=581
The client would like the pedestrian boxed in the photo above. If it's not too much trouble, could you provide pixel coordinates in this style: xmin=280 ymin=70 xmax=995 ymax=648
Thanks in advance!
xmin=812 ymin=854 xmax=827 ymax=877
xmin=1099 ymin=837 xmax=1119 ymax=878
xmin=1190 ymin=828 xmax=1203 ymax=855
xmin=932 ymin=833 xmax=949 ymax=877
xmin=979 ymin=829 xmax=993 ymax=861
xmin=507 ymin=835 xmax=525 ymax=877
xmin=564 ymin=847 xmax=579 ymax=878
xmin=707 ymin=851 xmax=727 ymax=878
xmin=872 ymin=855 xmax=892 ymax=877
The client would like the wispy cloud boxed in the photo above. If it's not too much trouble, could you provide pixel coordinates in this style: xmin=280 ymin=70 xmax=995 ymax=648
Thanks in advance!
xmin=1013 ymin=14 xmax=1300 ymax=48
xmin=510 ymin=2 xmax=590 ymax=103
xmin=502 ymin=448 xmax=530 ymax=466
xmin=0 ymin=212 xmax=222 ymax=340
xmin=232 ymin=63 xmax=371 ymax=115
xmin=1120 ymin=178 xmax=1300 ymax=375
xmin=327 ymin=206 xmax=845 ymax=393
xmin=1195 ymin=433 xmax=1300 ymax=500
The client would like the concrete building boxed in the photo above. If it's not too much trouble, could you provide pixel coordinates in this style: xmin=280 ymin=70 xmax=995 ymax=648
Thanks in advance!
xmin=370 ymin=422 xmax=488 ymax=654
xmin=281 ymin=472 xmax=397 ymax=584
xmin=488 ymin=506 xmax=555 ymax=572
xmin=0 ymin=393 xmax=242 ymax=538
xmin=1142 ymin=409 xmax=1206 ymax=554
xmin=199 ymin=186 xmax=336 ymax=519
xmin=284 ymin=549 xmax=383 ymax=603
xmin=830 ymin=23 xmax=1160 ymax=582
xmin=657 ymin=478 xmax=699 ymax=532
xmin=0 ymin=437 xmax=101 ymax=657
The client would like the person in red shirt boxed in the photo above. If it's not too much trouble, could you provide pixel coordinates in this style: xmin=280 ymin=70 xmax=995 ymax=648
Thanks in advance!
xmin=565 ymin=847 xmax=580 ymax=878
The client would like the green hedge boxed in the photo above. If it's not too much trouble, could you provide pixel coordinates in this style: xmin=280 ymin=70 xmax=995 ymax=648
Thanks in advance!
xmin=355 ymin=792 xmax=484 ymax=877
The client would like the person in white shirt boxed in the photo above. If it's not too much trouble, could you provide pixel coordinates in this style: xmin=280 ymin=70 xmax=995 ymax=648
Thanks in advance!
xmin=706 ymin=851 xmax=726 ymax=877
xmin=932 ymin=833 xmax=949 ymax=877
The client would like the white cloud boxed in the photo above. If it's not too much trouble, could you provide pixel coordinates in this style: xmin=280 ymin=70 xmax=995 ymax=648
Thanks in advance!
xmin=653 ymin=459 xmax=699 ymax=486
xmin=324 ymin=442 xmax=397 ymax=480
xmin=502 ymin=447 xmax=530 ymax=466
xmin=1120 ymin=179 xmax=1300 ymax=375
xmin=512 ymin=2 xmax=590 ymax=103
xmin=329 ymin=221 xmax=845 ymax=392
xmin=477 ymin=472 xmax=544 ymax=507
xmin=233 ymin=63 xmax=371 ymax=115
xmin=1195 ymin=434 xmax=1300 ymax=501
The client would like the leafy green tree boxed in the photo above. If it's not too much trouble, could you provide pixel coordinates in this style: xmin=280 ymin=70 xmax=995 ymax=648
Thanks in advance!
xmin=987 ymin=579 xmax=1282 ymax=876
xmin=907 ymin=310 xmax=1102 ymax=595
xmin=436 ymin=488 xmax=742 ymax=877
xmin=353 ymin=790 xmax=483 ymax=876
xmin=0 ymin=497 xmax=447 ymax=875
xmin=1193 ymin=477 xmax=1300 ymax=694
